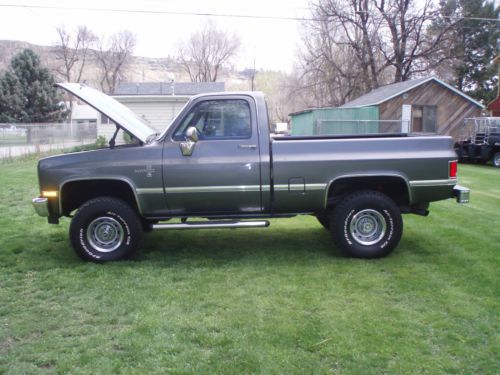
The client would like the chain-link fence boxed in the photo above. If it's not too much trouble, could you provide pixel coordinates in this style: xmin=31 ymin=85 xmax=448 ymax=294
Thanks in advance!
xmin=0 ymin=123 xmax=97 ymax=159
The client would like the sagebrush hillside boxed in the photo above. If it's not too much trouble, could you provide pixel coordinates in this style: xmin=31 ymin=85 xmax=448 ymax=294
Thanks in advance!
xmin=0 ymin=39 xmax=196 ymax=88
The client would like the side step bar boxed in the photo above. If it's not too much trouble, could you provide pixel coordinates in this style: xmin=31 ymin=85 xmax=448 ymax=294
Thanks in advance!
xmin=152 ymin=220 xmax=270 ymax=230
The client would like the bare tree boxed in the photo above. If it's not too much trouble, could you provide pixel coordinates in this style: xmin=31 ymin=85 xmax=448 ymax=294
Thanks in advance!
xmin=373 ymin=0 xmax=453 ymax=82
xmin=298 ymin=21 xmax=373 ymax=107
xmin=94 ymin=30 xmax=136 ymax=93
xmin=298 ymin=0 xmax=387 ymax=106
xmin=315 ymin=0 xmax=382 ymax=90
xmin=298 ymin=0 xmax=454 ymax=107
xmin=54 ymin=25 xmax=96 ymax=83
xmin=178 ymin=21 xmax=240 ymax=82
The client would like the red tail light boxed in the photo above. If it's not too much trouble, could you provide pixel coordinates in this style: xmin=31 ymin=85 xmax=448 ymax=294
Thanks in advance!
xmin=449 ymin=160 xmax=457 ymax=179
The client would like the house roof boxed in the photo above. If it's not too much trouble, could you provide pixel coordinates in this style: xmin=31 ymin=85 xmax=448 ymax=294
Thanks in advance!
xmin=340 ymin=76 xmax=484 ymax=109
xmin=114 ymin=82 xmax=225 ymax=96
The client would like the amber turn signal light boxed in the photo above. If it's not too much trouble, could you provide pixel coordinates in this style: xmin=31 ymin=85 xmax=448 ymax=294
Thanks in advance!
xmin=41 ymin=191 xmax=58 ymax=198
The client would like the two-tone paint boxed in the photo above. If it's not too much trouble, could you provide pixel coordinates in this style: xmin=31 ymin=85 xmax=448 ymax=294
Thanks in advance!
xmin=35 ymin=87 xmax=466 ymax=223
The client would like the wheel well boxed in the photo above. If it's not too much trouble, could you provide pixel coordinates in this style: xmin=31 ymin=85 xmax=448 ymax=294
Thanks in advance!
xmin=61 ymin=179 xmax=139 ymax=216
xmin=327 ymin=176 xmax=409 ymax=207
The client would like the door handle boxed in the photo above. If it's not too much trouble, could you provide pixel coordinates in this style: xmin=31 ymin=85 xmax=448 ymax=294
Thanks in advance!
xmin=238 ymin=144 xmax=257 ymax=149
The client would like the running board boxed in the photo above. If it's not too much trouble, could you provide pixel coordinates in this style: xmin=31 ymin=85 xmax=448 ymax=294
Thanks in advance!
xmin=152 ymin=220 xmax=270 ymax=230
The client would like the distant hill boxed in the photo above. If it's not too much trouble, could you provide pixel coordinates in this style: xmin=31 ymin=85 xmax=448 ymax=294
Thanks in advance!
xmin=0 ymin=39 xmax=196 ymax=89
xmin=0 ymin=40 xmax=287 ymax=122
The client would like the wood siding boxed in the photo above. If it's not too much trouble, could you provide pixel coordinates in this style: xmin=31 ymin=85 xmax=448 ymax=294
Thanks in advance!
xmin=378 ymin=81 xmax=482 ymax=140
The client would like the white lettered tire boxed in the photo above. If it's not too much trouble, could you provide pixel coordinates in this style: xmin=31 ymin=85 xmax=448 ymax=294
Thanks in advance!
xmin=330 ymin=190 xmax=403 ymax=258
xmin=69 ymin=197 xmax=142 ymax=262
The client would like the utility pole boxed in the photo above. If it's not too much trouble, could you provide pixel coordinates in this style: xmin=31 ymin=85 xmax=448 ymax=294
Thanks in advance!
xmin=250 ymin=58 xmax=256 ymax=91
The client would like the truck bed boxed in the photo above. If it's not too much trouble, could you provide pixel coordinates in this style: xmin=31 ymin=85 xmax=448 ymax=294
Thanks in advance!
xmin=270 ymin=135 xmax=457 ymax=213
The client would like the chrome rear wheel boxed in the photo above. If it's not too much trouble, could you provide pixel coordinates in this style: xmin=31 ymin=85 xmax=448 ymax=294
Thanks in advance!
xmin=349 ymin=209 xmax=387 ymax=246
xmin=330 ymin=190 xmax=402 ymax=258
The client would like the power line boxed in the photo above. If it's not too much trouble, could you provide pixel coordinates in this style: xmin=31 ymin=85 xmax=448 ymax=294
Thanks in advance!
xmin=440 ymin=15 xmax=500 ymax=22
xmin=0 ymin=4 xmax=313 ymax=21
xmin=0 ymin=3 xmax=499 ymax=23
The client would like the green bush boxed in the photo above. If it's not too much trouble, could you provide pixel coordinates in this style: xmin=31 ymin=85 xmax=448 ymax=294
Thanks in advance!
xmin=95 ymin=135 xmax=107 ymax=148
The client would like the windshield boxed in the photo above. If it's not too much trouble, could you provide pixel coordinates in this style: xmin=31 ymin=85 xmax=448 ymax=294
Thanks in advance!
xmin=56 ymin=83 xmax=157 ymax=143
xmin=158 ymin=99 xmax=191 ymax=139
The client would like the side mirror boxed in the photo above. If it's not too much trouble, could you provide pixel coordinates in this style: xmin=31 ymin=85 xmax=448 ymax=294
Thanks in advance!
xmin=185 ymin=126 xmax=199 ymax=142
xmin=180 ymin=126 xmax=199 ymax=156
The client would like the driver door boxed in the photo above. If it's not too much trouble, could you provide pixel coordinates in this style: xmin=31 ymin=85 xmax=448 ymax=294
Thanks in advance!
xmin=161 ymin=97 xmax=262 ymax=215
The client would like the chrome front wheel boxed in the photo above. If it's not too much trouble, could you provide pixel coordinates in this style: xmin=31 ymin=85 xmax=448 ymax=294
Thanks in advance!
xmin=70 ymin=197 xmax=142 ymax=262
xmin=86 ymin=216 xmax=125 ymax=253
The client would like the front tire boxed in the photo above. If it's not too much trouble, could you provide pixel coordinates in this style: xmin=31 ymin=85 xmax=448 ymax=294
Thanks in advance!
xmin=69 ymin=197 xmax=142 ymax=262
xmin=330 ymin=190 xmax=403 ymax=258
xmin=316 ymin=213 xmax=330 ymax=230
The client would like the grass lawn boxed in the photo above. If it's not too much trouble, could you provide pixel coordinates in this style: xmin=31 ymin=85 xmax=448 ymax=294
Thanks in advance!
xmin=0 ymin=134 xmax=27 ymax=146
xmin=0 ymin=157 xmax=498 ymax=374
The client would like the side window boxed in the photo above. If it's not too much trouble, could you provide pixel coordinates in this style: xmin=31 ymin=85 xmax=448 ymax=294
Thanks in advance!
xmin=422 ymin=106 xmax=437 ymax=133
xmin=173 ymin=100 xmax=251 ymax=140
xmin=412 ymin=105 xmax=437 ymax=133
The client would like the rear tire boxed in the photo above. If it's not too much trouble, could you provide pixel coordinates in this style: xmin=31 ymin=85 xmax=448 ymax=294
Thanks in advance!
xmin=69 ymin=197 xmax=142 ymax=262
xmin=330 ymin=190 xmax=403 ymax=258
xmin=493 ymin=152 xmax=500 ymax=168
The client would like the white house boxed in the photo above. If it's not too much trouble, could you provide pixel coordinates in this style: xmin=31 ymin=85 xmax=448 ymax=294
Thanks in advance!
xmin=98 ymin=81 xmax=225 ymax=141
xmin=71 ymin=102 xmax=98 ymax=125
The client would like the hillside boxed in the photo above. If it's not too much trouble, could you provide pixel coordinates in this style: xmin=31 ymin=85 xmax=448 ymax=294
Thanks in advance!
xmin=0 ymin=39 xmax=206 ymax=89
xmin=0 ymin=39 xmax=269 ymax=116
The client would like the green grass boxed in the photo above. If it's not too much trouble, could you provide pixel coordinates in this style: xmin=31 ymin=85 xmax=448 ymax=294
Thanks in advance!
xmin=0 ymin=159 xmax=499 ymax=374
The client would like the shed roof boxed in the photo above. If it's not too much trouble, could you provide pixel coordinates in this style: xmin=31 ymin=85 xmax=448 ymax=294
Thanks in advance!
xmin=340 ymin=76 xmax=484 ymax=109
xmin=114 ymin=82 xmax=225 ymax=96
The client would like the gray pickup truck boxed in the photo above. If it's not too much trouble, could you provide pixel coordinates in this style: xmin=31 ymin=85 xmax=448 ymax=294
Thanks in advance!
xmin=32 ymin=83 xmax=469 ymax=262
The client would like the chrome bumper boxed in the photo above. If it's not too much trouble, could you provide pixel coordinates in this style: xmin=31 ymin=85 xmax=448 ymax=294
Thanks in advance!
xmin=453 ymin=185 xmax=470 ymax=204
xmin=32 ymin=197 xmax=49 ymax=217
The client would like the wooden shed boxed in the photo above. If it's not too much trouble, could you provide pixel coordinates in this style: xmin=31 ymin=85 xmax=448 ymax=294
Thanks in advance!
xmin=340 ymin=76 xmax=484 ymax=140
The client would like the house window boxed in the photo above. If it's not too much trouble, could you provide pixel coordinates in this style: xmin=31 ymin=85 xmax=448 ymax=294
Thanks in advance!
xmin=412 ymin=105 xmax=437 ymax=133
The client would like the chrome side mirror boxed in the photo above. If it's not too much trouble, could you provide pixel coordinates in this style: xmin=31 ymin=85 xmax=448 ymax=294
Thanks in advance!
xmin=180 ymin=126 xmax=199 ymax=156
xmin=185 ymin=126 xmax=199 ymax=142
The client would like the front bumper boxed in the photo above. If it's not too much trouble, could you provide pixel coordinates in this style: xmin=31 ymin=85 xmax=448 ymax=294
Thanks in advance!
xmin=453 ymin=185 xmax=470 ymax=204
xmin=32 ymin=197 xmax=49 ymax=217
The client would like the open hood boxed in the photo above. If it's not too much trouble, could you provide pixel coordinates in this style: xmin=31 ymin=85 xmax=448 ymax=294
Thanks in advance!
xmin=56 ymin=83 xmax=157 ymax=143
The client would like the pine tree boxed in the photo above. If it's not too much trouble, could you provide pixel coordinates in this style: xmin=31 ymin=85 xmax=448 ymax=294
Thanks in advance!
xmin=0 ymin=72 xmax=24 ymax=123
xmin=436 ymin=0 xmax=500 ymax=104
xmin=0 ymin=49 xmax=67 ymax=123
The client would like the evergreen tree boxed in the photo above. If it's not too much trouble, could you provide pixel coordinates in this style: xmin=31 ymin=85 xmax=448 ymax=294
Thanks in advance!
xmin=0 ymin=49 xmax=67 ymax=123
xmin=436 ymin=0 xmax=500 ymax=103
xmin=0 ymin=72 xmax=24 ymax=123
